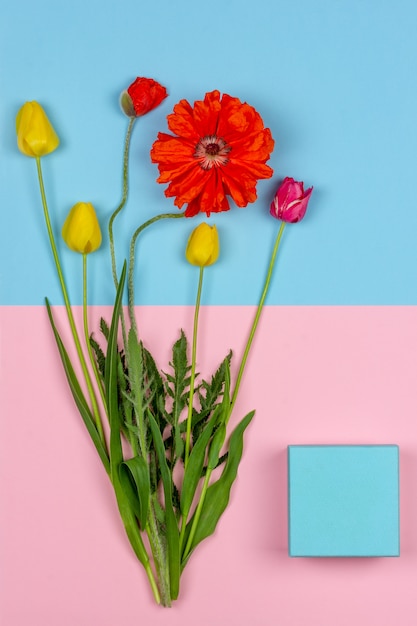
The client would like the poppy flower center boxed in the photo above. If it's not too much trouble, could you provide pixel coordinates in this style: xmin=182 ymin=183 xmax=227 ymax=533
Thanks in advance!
xmin=194 ymin=135 xmax=231 ymax=170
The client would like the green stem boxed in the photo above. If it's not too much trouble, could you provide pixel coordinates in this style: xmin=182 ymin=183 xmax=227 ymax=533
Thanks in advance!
xmin=82 ymin=254 xmax=108 ymax=446
xmin=227 ymin=221 xmax=286 ymax=424
xmin=143 ymin=559 xmax=161 ymax=606
xmin=109 ymin=116 xmax=136 ymax=290
xmin=146 ymin=502 xmax=171 ymax=607
xmin=36 ymin=157 xmax=105 ymax=440
xmin=184 ymin=266 xmax=204 ymax=469
xmin=108 ymin=117 xmax=135 ymax=349
xmin=127 ymin=213 xmax=185 ymax=334
xmin=181 ymin=222 xmax=287 ymax=566
xmin=178 ymin=266 xmax=204 ymax=552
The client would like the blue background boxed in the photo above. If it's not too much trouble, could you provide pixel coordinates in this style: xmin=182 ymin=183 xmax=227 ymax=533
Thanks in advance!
xmin=1 ymin=0 xmax=417 ymax=305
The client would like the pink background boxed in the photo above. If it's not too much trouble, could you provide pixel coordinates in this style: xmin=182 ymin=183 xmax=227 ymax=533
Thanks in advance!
xmin=1 ymin=306 xmax=417 ymax=625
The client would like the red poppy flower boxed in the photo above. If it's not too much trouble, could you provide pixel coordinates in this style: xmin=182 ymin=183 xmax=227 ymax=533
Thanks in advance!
xmin=120 ymin=77 xmax=168 ymax=117
xmin=150 ymin=90 xmax=274 ymax=217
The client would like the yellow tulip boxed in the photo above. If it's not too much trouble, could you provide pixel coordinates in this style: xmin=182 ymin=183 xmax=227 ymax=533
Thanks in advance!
xmin=185 ymin=223 xmax=219 ymax=267
xmin=16 ymin=101 xmax=60 ymax=157
xmin=62 ymin=202 xmax=102 ymax=254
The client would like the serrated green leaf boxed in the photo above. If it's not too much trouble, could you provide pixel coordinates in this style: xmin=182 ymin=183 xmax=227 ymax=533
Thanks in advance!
xmin=117 ymin=355 xmax=132 ymax=438
xmin=192 ymin=352 xmax=232 ymax=440
xmin=169 ymin=330 xmax=190 ymax=424
xmin=199 ymin=351 xmax=232 ymax=413
xmin=165 ymin=386 xmax=175 ymax=400
xmin=100 ymin=317 xmax=110 ymax=340
xmin=173 ymin=427 xmax=184 ymax=467
xmin=125 ymin=329 xmax=148 ymax=456
xmin=142 ymin=346 xmax=166 ymax=421
xmin=90 ymin=334 xmax=106 ymax=381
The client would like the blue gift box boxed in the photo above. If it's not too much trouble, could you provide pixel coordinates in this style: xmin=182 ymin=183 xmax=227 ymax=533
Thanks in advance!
xmin=288 ymin=445 xmax=400 ymax=557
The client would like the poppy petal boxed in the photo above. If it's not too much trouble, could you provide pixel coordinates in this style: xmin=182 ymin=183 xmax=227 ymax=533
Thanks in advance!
xmin=151 ymin=91 xmax=274 ymax=217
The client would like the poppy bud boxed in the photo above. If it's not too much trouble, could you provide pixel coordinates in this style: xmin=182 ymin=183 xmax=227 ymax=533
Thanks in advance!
xmin=185 ymin=223 xmax=219 ymax=267
xmin=16 ymin=101 xmax=59 ymax=158
xmin=120 ymin=77 xmax=168 ymax=117
xmin=62 ymin=202 xmax=102 ymax=254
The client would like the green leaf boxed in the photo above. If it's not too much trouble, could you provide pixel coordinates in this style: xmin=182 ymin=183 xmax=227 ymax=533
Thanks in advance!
xmin=105 ymin=263 xmax=150 ymax=568
xmin=180 ymin=409 xmax=218 ymax=520
xmin=45 ymin=299 xmax=110 ymax=474
xmin=172 ymin=482 xmax=181 ymax=517
xmin=167 ymin=330 xmax=191 ymax=425
xmin=125 ymin=329 xmax=148 ymax=455
xmin=199 ymin=351 xmax=232 ymax=412
xmin=126 ymin=329 xmax=145 ymax=394
xmin=200 ymin=452 xmax=229 ymax=476
xmin=119 ymin=455 xmax=150 ymax=530
xmin=105 ymin=266 xmax=126 ymax=442
xmin=100 ymin=316 xmax=110 ymax=340
xmin=193 ymin=351 xmax=232 ymax=440
xmin=143 ymin=346 xmax=168 ymax=425
xmin=162 ymin=330 xmax=193 ymax=468
xmin=152 ymin=491 xmax=165 ymax=524
xmin=148 ymin=412 xmax=180 ymax=600
xmin=89 ymin=334 xmax=106 ymax=381
xmin=207 ymin=424 xmax=227 ymax=470
xmin=117 ymin=353 xmax=132 ymax=439
xmin=182 ymin=410 xmax=255 ymax=566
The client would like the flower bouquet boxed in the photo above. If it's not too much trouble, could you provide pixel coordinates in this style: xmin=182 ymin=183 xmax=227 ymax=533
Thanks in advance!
xmin=16 ymin=77 xmax=312 ymax=607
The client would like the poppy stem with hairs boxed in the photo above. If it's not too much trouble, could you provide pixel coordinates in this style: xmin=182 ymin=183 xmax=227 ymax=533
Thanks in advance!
xmin=108 ymin=116 xmax=136 ymax=291
xmin=108 ymin=117 xmax=136 ymax=349
xmin=127 ymin=213 xmax=185 ymax=335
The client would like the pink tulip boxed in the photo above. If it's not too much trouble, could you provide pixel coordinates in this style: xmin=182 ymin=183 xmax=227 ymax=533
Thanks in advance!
xmin=270 ymin=177 xmax=313 ymax=223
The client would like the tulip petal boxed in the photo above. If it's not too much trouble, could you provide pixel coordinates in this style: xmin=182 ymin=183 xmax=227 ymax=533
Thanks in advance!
xmin=270 ymin=177 xmax=313 ymax=223
xmin=185 ymin=223 xmax=220 ymax=266
xmin=16 ymin=101 xmax=59 ymax=157
xmin=62 ymin=202 xmax=102 ymax=254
